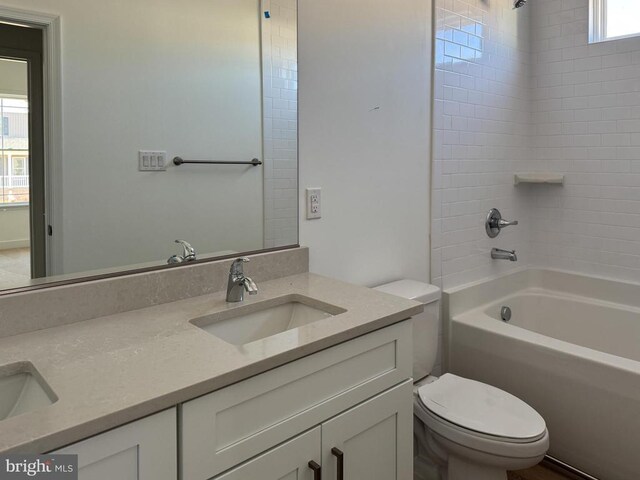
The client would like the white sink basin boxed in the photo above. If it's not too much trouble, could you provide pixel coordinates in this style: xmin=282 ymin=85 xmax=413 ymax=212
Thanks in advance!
xmin=0 ymin=362 xmax=57 ymax=421
xmin=192 ymin=295 xmax=346 ymax=345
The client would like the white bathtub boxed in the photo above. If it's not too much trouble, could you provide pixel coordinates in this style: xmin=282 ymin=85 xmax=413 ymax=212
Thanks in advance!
xmin=443 ymin=268 xmax=640 ymax=480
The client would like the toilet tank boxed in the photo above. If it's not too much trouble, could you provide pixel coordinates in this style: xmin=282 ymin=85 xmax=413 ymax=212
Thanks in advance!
xmin=375 ymin=280 xmax=441 ymax=382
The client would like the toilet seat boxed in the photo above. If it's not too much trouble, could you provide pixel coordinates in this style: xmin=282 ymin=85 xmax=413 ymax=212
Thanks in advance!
xmin=413 ymin=375 xmax=549 ymax=465
xmin=417 ymin=374 xmax=547 ymax=443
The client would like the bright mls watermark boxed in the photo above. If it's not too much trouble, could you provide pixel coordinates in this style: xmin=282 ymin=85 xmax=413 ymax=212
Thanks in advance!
xmin=0 ymin=455 xmax=77 ymax=479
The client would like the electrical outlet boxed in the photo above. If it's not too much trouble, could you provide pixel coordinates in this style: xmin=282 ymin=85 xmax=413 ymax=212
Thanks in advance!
xmin=139 ymin=151 xmax=167 ymax=171
xmin=306 ymin=188 xmax=321 ymax=219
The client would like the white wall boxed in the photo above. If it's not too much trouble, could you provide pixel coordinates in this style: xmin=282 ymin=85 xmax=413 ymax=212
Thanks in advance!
xmin=298 ymin=0 xmax=432 ymax=287
xmin=0 ymin=206 xmax=29 ymax=249
xmin=529 ymin=0 xmax=640 ymax=282
xmin=431 ymin=0 xmax=533 ymax=289
xmin=0 ymin=58 xmax=27 ymax=96
xmin=5 ymin=0 xmax=264 ymax=274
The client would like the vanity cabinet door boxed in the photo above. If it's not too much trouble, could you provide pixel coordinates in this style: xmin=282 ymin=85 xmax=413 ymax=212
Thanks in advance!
xmin=181 ymin=321 xmax=412 ymax=480
xmin=321 ymin=381 xmax=413 ymax=480
xmin=215 ymin=427 xmax=321 ymax=480
xmin=53 ymin=408 xmax=177 ymax=480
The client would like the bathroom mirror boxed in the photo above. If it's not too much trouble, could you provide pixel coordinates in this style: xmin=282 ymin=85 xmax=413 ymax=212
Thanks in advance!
xmin=0 ymin=0 xmax=298 ymax=292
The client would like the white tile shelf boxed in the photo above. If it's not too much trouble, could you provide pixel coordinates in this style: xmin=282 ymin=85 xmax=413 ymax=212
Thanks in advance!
xmin=514 ymin=173 xmax=564 ymax=186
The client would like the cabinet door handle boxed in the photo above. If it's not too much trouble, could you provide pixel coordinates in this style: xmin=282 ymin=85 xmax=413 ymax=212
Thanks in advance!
xmin=331 ymin=448 xmax=344 ymax=480
xmin=308 ymin=460 xmax=322 ymax=480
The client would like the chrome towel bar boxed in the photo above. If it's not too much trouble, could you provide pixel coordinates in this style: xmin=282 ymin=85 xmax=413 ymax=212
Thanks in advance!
xmin=173 ymin=157 xmax=262 ymax=166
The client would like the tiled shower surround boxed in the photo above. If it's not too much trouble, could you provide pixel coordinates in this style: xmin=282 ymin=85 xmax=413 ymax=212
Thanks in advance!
xmin=432 ymin=0 xmax=640 ymax=288
xmin=431 ymin=0 xmax=533 ymax=288
xmin=529 ymin=0 xmax=640 ymax=281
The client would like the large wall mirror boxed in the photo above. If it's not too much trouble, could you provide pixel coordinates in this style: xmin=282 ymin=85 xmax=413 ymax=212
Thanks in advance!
xmin=0 ymin=0 xmax=298 ymax=292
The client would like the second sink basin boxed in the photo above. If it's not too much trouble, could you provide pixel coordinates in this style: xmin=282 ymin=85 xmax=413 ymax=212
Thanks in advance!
xmin=192 ymin=295 xmax=346 ymax=345
xmin=0 ymin=362 xmax=57 ymax=421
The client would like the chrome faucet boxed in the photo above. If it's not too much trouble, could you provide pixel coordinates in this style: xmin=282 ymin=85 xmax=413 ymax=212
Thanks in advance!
xmin=167 ymin=240 xmax=196 ymax=264
xmin=226 ymin=258 xmax=258 ymax=302
xmin=491 ymin=248 xmax=518 ymax=262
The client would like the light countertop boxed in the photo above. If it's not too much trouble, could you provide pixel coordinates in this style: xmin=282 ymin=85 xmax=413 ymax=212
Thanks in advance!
xmin=0 ymin=273 xmax=422 ymax=454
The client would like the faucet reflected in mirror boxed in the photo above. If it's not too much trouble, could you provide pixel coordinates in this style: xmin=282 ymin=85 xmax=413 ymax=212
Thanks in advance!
xmin=167 ymin=240 xmax=197 ymax=265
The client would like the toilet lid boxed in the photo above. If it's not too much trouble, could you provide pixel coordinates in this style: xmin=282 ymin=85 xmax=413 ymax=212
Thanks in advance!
xmin=418 ymin=374 xmax=546 ymax=441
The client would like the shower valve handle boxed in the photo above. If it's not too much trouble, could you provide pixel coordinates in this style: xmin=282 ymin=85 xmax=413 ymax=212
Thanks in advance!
xmin=486 ymin=208 xmax=519 ymax=238
xmin=498 ymin=219 xmax=519 ymax=228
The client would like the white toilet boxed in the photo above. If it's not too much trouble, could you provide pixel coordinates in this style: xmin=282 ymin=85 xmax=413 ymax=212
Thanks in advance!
xmin=375 ymin=280 xmax=549 ymax=480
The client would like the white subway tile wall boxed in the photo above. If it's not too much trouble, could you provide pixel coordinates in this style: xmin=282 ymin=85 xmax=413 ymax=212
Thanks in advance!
xmin=432 ymin=0 xmax=534 ymax=289
xmin=433 ymin=0 xmax=640 ymax=288
xmin=262 ymin=0 xmax=299 ymax=248
xmin=529 ymin=0 xmax=640 ymax=281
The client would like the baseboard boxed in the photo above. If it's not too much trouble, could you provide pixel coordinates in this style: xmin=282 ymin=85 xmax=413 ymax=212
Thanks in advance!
xmin=0 ymin=239 xmax=29 ymax=251
xmin=543 ymin=456 xmax=599 ymax=480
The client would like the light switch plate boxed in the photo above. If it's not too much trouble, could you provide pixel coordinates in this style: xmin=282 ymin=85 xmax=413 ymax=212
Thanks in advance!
xmin=306 ymin=188 xmax=321 ymax=219
xmin=139 ymin=151 xmax=167 ymax=171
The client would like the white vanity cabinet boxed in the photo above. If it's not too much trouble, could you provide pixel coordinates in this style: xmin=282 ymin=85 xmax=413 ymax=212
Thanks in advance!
xmin=50 ymin=321 xmax=413 ymax=480
xmin=215 ymin=380 xmax=412 ymax=480
xmin=181 ymin=320 xmax=413 ymax=480
xmin=53 ymin=408 xmax=177 ymax=480
xmin=215 ymin=427 xmax=322 ymax=480
xmin=321 ymin=380 xmax=413 ymax=480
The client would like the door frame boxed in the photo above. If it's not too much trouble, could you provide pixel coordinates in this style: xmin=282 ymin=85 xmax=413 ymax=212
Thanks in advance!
xmin=0 ymin=6 xmax=61 ymax=277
